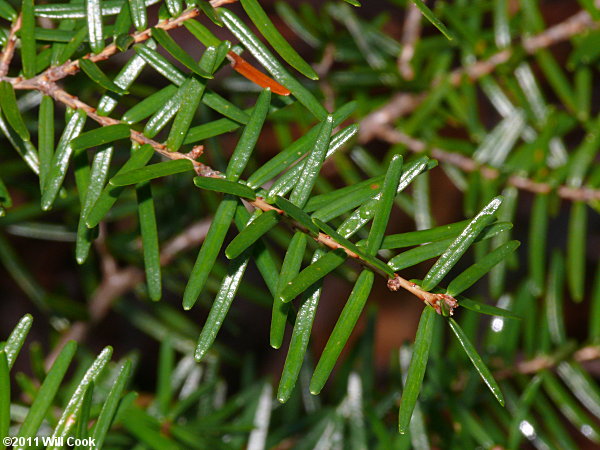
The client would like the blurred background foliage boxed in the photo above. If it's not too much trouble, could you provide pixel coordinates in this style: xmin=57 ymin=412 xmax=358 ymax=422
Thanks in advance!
xmin=0 ymin=0 xmax=600 ymax=448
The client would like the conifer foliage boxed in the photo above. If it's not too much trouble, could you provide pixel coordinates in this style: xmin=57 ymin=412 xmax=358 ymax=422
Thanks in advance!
xmin=0 ymin=0 xmax=599 ymax=447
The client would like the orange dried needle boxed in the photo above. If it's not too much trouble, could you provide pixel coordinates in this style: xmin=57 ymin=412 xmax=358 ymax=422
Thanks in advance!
xmin=227 ymin=51 xmax=291 ymax=96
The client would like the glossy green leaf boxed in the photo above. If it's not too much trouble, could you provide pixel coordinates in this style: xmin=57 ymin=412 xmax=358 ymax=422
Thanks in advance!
xmin=240 ymin=0 xmax=318 ymax=80
xmin=557 ymin=361 xmax=600 ymax=421
xmin=310 ymin=269 xmax=375 ymax=394
xmin=183 ymin=196 xmax=238 ymax=310
xmin=41 ymin=109 xmax=86 ymax=211
xmin=79 ymin=59 xmax=128 ymax=94
xmin=278 ymin=249 xmax=324 ymax=403
xmin=446 ymin=241 xmax=520 ymax=296
xmin=166 ymin=77 xmax=205 ymax=152
xmin=247 ymin=102 xmax=356 ymax=188
xmin=507 ymin=375 xmax=543 ymax=450
xmin=274 ymin=2 xmax=320 ymax=48
xmin=202 ymin=89 xmax=250 ymax=124
xmin=337 ymin=157 xmax=432 ymax=239
xmin=54 ymin=26 xmax=88 ymax=66
xmin=546 ymin=251 xmax=566 ymax=344
xmin=195 ymin=212 xmax=257 ymax=360
xmin=152 ymin=28 xmax=212 ymax=78
xmin=0 ymin=0 xmax=16 ymax=20
xmin=233 ymin=204 xmax=280 ymax=297
xmin=193 ymin=176 xmax=256 ymax=199
xmin=0 ymin=109 xmax=39 ymax=174
xmin=307 ymin=173 xmax=383 ymax=214
xmin=1 ymin=314 xmax=32 ymax=370
xmin=280 ymin=248 xmax=347 ymax=303
xmin=313 ymin=218 xmax=394 ymax=277
xmin=380 ymin=220 xmax=470 ymax=249
xmin=421 ymin=196 xmax=503 ymax=291
xmin=86 ymin=145 xmax=154 ymax=228
xmin=75 ymin=382 xmax=93 ymax=445
xmin=155 ymin=338 xmax=174 ymax=416
xmin=134 ymin=43 xmax=186 ymax=85
xmin=366 ymin=155 xmax=403 ymax=255
xmin=225 ymin=209 xmax=281 ymax=260
xmin=226 ymin=89 xmax=271 ymax=181
xmin=448 ymin=318 xmax=504 ymax=406
xmin=398 ymin=307 xmax=435 ymax=433
xmin=288 ymin=115 xmax=333 ymax=207
xmin=528 ymin=193 xmax=549 ymax=295
xmin=128 ymin=0 xmax=147 ymax=30
xmin=387 ymin=222 xmax=512 ymax=272
xmin=410 ymin=0 xmax=453 ymax=39
xmin=142 ymin=88 xmax=183 ymax=139
xmin=136 ymin=181 xmax=161 ymax=301
xmin=567 ymin=114 xmax=600 ymax=186
xmin=184 ymin=116 xmax=245 ymax=144
xmin=97 ymin=53 xmax=148 ymax=115
xmin=183 ymin=19 xmax=221 ymax=48
xmin=267 ymin=123 xmax=358 ymax=199
xmin=271 ymin=231 xmax=306 ymax=349
xmin=91 ymin=360 xmax=131 ymax=448
xmin=86 ymin=0 xmax=104 ymax=53
xmin=49 ymin=346 xmax=113 ymax=446
xmin=567 ymin=202 xmax=586 ymax=302
xmin=21 ymin=0 xmax=36 ymax=78
xmin=122 ymin=85 xmax=178 ymax=124
xmin=0 ymin=352 xmax=8 ymax=446
xmin=458 ymin=296 xmax=520 ymax=319
xmin=70 ymin=124 xmax=131 ymax=151
xmin=76 ymin=145 xmax=113 ymax=264
xmin=109 ymin=159 xmax=194 ymax=186
xmin=543 ymin=371 xmax=600 ymax=442
xmin=589 ymin=262 xmax=600 ymax=341
xmin=274 ymin=195 xmax=318 ymax=234
xmin=0 ymin=82 xmax=30 ymax=141
xmin=38 ymin=96 xmax=54 ymax=190
xmin=161 ymin=0 xmax=179 ymax=15
xmin=220 ymin=8 xmax=327 ymax=119
xmin=17 ymin=341 xmax=77 ymax=439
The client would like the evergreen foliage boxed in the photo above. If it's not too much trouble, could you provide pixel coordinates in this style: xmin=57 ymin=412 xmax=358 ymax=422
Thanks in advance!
xmin=0 ymin=0 xmax=598 ymax=447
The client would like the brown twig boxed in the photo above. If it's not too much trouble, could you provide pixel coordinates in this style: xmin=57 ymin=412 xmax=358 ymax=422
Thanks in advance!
xmin=360 ymin=8 xmax=599 ymax=142
xmin=0 ymin=14 xmax=22 ymax=77
xmin=33 ymin=8 xmax=201 ymax=84
xmin=397 ymin=2 xmax=422 ymax=80
xmin=495 ymin=344 xmax=600 ymax=380
xmin=374 ymin=126 xmax=600 ymax=202
xmin=10 ymin=76 xmax=215 ymax=175
xmin=45 ymin=219 xmax=214 ymax=367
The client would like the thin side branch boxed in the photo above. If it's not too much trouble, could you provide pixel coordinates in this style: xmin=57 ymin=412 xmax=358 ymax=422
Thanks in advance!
xmin=375 ymin=126 xmax=600 ymax=202
xmin=33 ymin=8 xmax=201 ymax=84
xmin=495 ymin=344 xmax=600 ymax=379
xmin=397 ymin=2 xmax=422 ymax=80
xmin=360 ymin=8 xmax=599 ymax=141
xmin=45 ymin=219 xmax=213 ymax=366
xmin=10 ymin=76 xmax=215 ymax=174
xmin=0 ymin=14 xmax=22 ymax=77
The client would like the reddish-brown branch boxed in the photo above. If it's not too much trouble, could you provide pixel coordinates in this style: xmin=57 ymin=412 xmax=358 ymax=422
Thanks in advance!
xmin=35 ymin=8 xmax=201 ymax=84
xmin=0 ymin=14 xmax=22 ymax=77
xmin=45 ymin=218 xmax=213 ymax=366
xmin=495 ymin=344 xmax=600 ymax=379
xmin=375 ymin=126 xmax=600 ymax=202
xmin=397 ymin=2 xmax=422 ymax=80
xmin=360 ymin=8 xmax=599 ymax=142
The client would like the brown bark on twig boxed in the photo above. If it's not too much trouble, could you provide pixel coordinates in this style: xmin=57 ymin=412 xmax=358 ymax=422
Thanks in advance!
xmin=375 ymin=126 xmax=600 ymax=202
